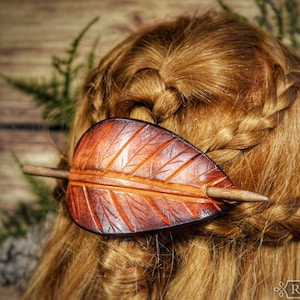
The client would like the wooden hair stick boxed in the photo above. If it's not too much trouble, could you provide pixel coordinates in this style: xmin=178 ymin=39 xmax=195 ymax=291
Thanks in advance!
xmin=23 ymin=165 xmax=69 ymax=179
xmin=22 ymin=118 xmax=271 ymax=234
xmin=23 ymin=165 xmax=268 ymax=202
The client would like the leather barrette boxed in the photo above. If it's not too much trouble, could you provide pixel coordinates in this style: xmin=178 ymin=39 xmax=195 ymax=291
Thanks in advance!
xmin=23 ymin=118 xmax=268 ymax=235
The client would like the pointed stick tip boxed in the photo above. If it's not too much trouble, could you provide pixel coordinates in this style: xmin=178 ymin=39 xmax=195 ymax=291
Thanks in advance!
xmin=206 ymin=186 xmax=269 ymax=202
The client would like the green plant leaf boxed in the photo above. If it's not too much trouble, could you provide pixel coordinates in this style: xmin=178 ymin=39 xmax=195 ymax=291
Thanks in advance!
xmin=0 ymin=16 xmax=100 ymax=132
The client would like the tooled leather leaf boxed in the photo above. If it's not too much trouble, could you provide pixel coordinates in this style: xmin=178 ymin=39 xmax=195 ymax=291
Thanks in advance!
xmin=66 ymin=118 xmax=236 ymax=234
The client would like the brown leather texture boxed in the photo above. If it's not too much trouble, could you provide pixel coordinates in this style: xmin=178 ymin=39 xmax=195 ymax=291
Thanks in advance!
xmin=67 ymin=118 xmax=236 ymax=234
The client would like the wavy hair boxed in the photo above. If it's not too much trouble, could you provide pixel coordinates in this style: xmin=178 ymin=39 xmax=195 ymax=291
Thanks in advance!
xmin=23 ymin=11 xmax=300 ymax=300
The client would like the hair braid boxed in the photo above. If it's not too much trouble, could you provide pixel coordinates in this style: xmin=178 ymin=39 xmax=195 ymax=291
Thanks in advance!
xmin=201 ymin=67 xmax=300 ymax=243
xmin=97 ymin=234 xmax=175 ymax=299
xmin=110 ymin=68 xmax=183 ymax=123
xmin=23 ymin=12 xmax=300 ymax=300
xmin=82 ymin=16 xmax=300 ymax=248
xmin=71 ymin=74 xmax=178 ymax=298
xmin=206 ymin=69 xmax=299 ymax=161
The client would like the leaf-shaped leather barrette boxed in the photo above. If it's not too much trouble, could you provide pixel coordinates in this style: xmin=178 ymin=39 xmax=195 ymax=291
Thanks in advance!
xmin=23 ymin=118 xmax=268 ymax=235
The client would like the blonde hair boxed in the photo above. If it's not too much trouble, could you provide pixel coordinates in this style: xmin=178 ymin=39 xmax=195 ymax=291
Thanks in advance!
xmin=23 ymin=11 xmax=300 ymax=300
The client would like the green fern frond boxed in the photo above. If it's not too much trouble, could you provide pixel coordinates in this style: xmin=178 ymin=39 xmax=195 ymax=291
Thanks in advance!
xmin=285 ymin=0 xmax=300 ymax=49
xmin=216 ymin=0 xmax=248 ymax=22
xmin=0 ymin=18 xmax=101 ymax=244
xmin=56 ymin=16 xmax=100 ymax=104
xmin=87 ymin=35 xmax=101 ymax=72
xmin=218 ymin=0 xmax=300 ymax=51
xmin=0 ymin=17 xmax=100 ymax=132
xmin=0 ymin=154 xmax=58 ymax=245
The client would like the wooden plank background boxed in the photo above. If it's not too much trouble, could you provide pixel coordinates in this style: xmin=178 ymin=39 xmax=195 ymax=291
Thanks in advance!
xmin=0 ymin=0 xmax=290 ymax=298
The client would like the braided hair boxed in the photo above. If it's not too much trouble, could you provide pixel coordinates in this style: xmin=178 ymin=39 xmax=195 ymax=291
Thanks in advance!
xmin=23 ymin=11 xmax=300 ymax=300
